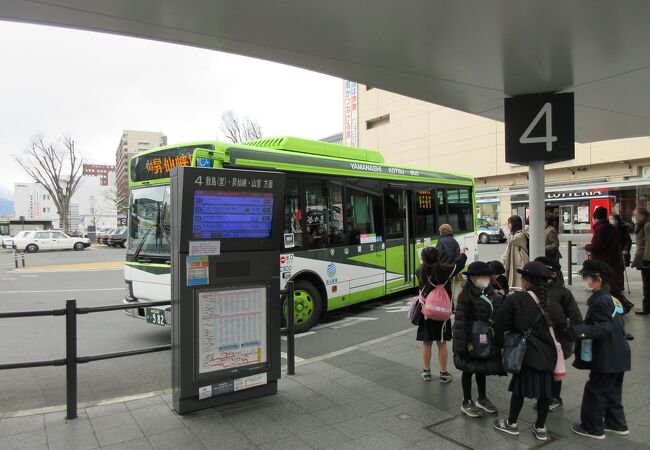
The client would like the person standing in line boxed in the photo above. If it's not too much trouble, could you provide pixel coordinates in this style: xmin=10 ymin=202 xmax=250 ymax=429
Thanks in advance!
xmin=500 ymin=215 xmax=529 ymax=288
xmin=493 ymin=262 xmax=561 ymax=442
xmin=545 ymin=213 xmax=561 ymax=263
xmin=632 ymin=208 xmax=650 ymax=315
xmin=416 ymin=246 xmax=467 ymax=383
xmin=585 ymin=207 xmax=624 ymax=299
xmin=453 ymin=261 xmax=504 ymax=418
xmin=570 ymin=260 xmax=631 ymax=440
xmin=611 ymin=214 xmax=632 ymax=268
xmin=535 ymin=256 xmax=583 ymax=412
xmin=436 ymin=223 xmax=460 ymax=265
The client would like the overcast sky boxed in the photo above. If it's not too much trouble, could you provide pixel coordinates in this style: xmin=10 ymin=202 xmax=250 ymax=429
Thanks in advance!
xmin=0 ymin=21 xmax=343 ymax=195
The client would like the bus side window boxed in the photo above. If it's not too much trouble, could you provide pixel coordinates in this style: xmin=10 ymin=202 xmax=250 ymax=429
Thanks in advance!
xmin=346 ymin=187 xmax=381 ymax=245
xmin=437 ymin=189 xmax=448 ymax=229
xmin=305 ymin=180 xmax=329 ymax=249
xmin=447 ymin=187 xmax=472 ymax=232
xmin=328 ymin=182 xmax=345 ymax=246
xmin=283 ymin=177 xmax=302 ymax=249
xmin=415 ymin=190 xmax=436 ymax=237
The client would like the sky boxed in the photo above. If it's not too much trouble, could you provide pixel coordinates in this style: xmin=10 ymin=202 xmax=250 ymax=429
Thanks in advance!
xmin=0 ymin=21 xmax=343 ymax=195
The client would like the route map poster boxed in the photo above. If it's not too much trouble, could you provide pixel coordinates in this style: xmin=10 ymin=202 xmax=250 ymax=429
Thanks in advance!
xmin=197 ymin=287 xmax=267 ymax=374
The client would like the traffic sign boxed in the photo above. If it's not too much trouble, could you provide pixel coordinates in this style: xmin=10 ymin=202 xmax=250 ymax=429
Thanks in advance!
xmin=505 ymin=92 xmax=574 ymax=165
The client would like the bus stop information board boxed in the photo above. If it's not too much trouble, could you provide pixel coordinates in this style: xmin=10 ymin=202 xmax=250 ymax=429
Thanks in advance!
xmin=171 ymin=166 xmax=285 ymax=414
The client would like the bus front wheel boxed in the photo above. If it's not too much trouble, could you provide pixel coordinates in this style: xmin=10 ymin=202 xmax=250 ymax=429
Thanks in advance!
xmin=283 ymin=280 xmax=322 ymax=334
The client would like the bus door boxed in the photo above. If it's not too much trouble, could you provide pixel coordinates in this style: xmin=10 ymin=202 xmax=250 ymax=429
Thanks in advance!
xmin=384 ymin=189 xmax=413 ymax=291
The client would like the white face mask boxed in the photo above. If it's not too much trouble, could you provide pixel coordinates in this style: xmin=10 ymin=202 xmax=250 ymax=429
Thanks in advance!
xmin=474 ymin=279 xmax=490 ymax=290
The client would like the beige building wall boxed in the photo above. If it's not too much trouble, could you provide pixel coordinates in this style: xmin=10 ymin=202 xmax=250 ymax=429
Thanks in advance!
xmin=115 ymin=130 xmax=167 ymax=215
xmin=356 ymin=84 xmax=650 ymax=223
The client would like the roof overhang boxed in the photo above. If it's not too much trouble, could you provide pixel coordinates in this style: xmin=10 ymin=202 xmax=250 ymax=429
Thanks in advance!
xmin=2 ymin=0 xmax=649 ymax=143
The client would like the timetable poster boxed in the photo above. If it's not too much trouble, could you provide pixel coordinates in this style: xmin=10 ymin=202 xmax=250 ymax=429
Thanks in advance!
xmin=197 ymin=287 xmax=267 ymax=374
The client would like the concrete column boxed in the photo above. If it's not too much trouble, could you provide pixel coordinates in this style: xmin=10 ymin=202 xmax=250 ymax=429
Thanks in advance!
xmin=528 ymin=161 xmax=545 ymax=259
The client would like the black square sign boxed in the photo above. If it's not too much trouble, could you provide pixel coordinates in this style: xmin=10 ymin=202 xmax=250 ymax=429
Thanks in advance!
xmin=505 ymin=92 xmax=574 ymax=165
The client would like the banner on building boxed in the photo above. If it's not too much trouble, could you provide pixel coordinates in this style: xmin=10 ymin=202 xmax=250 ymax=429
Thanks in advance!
xmin=343 ymin=81 xmax=358 ymax=147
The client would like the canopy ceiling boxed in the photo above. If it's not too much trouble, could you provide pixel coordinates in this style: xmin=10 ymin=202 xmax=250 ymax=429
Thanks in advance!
xmin=2 ymin=0 xmax=649 ymax=142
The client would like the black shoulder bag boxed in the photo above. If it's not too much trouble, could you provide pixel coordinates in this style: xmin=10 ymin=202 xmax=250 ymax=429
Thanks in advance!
xmin=502 ymin=311 xmax=543 ymax=374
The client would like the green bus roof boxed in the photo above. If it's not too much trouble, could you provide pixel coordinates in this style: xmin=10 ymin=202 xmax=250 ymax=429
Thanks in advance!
xmin=129 ymin=136 xmax=473 ymax=186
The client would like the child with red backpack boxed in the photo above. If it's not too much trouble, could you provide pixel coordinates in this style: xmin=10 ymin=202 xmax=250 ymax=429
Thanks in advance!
xmin=416 ymin=246 xmax=467 ymax=383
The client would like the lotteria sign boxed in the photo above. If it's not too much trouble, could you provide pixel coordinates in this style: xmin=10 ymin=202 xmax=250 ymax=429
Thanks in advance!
xmin=545 ymin=189 xmax=607 ymax=201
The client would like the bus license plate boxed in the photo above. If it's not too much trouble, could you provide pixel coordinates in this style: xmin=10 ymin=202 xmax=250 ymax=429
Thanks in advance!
xmin=146 ymin=308 xmax=166 ymax=326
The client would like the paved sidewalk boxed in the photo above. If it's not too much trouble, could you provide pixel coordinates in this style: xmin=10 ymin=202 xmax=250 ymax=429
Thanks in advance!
xmin=1 ymin=282 xmax=650 ymax=449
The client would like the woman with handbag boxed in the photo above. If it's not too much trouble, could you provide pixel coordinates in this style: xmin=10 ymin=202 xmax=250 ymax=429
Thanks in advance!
xmin=494 ymin=262 xmax=563 ymax=442
xmin=453 ymin=261 xmax=505 ymax=418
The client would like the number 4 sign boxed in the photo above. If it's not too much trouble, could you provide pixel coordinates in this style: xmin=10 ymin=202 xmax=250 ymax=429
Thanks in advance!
xmin=505 ymin=92 xmax=574 ymax=165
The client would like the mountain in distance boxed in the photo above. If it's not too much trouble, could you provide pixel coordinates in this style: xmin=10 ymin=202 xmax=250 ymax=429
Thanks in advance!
xmin=0 ymin=185 xmax=14 ymax=217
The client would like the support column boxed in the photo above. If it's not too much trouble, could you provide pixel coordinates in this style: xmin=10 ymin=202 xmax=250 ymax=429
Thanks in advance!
xmin=528 ymin=161 xmax=545 ymax=260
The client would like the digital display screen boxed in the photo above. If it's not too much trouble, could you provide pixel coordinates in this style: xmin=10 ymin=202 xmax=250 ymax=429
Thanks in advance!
xmin=192 ymin=191 xmax=274 ymax=239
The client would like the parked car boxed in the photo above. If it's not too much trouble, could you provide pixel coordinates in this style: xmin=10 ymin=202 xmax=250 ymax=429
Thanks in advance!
xmin=2 ymin=230 xmax=35 ymax=249
xmin=97 ymin=228 xmax=116 ymax=245
xmin=477 ymin=219 xmax=507 ymax=244
xmin=13 ymin=230 xmax=91 ymax=253
xmin=107 ymin=228 xmax=127 ymax=248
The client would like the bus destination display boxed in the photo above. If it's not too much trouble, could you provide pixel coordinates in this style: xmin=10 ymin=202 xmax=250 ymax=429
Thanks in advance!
xmin=192 ymin=191 xmax=273 ymax=239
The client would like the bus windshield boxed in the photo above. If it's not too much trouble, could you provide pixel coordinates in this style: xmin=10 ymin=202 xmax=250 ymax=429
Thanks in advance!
xmin=127 ymin=185 xmax=171 ymax=261
xmin=0 ymin=222 xmax=10 ymax=236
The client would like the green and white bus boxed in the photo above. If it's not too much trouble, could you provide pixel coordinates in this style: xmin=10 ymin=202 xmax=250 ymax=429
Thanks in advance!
xmin=122 ymin=137 xmax=476 ymax=332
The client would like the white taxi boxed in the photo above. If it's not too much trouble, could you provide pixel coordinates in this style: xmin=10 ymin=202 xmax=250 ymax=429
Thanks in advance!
xmin=13 ymin=230 xmax=91 ymax=253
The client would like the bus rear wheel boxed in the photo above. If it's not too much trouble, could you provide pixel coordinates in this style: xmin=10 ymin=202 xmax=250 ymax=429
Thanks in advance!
xmin=283 ymin=280 xmax=322 ymax=333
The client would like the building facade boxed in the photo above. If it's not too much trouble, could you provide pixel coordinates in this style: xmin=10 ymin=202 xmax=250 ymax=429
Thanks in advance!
xmin=14 ymin=165 xmax=118 ymax=231
xmin=115 ymin=130 xmax=167 ymax=216
xmin=347 ymin=83 xmax=650 ymax=233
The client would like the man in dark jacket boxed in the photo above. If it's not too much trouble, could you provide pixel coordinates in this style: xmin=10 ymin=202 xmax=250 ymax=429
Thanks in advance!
xmin=570 ymin=260 xmax=631 ymax=440
xmin=436 ymin=224 xmax=460 ymax=265
xmin=585 ymin=207 xmax=624 ymax=298
xmin=535 ymin=256 xmax=583 ymax=412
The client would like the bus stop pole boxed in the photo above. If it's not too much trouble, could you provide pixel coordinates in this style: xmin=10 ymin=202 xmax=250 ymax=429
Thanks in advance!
xmin=528 ymin=161 xmax=545 ymax=260
xmin=286 ymin=281 xmax=295 ymax=376
xmin=567 ymin=240 xmax=573 ymax=285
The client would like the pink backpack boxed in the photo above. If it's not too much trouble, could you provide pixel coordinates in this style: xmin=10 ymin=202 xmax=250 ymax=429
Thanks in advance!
xmin=421 ymin=275 xmax=453 ymax=321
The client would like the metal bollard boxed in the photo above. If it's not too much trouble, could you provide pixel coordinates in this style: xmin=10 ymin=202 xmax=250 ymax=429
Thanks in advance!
xmin=65 ymin=299 xmax=78 ymax=420
xmin=21 ymin=252 xmax=25 ymax=268
xmin=13 ymin=251 xmax=18 ymax=269
xmin=286 ymin=281 xmax=295 ymax=376
xmin=567 ymin=240 xmax=573 ymax=285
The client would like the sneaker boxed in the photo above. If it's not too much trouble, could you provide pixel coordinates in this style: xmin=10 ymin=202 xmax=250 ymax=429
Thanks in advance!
xmin=549 ymin=397 xmax=563 ymax=412
xmin=439 ymin=372 xmax=453 ymax=384
xmin=420 ymin=369 xmax=432 ymax=381
xmin=571 ymin=423 xmax=605 ymax=440
xmin=494 ymin=418 xmax=519 ymax=436
xmin=476 ymin=397 xmax=498 ymax=414
xmin=461 ymin=400 xmax=483 ymax=418
xmin=604 ymin=425 xmax=630 ymax=436
xmin=532 ymin=425 xmax=549 ymax=441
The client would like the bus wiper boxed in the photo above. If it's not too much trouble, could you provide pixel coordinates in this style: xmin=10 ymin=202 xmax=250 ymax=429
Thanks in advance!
xmin=132 ymin=225 xmax=156 ymax=262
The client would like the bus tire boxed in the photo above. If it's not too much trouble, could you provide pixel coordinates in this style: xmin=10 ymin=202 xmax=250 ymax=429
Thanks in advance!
xmin=285 ymin=280 xmax=322 ymax=334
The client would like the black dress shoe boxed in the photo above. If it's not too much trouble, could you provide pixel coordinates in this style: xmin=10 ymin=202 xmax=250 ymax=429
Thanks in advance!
xmin=635 ymin=310 xmax=650 ymax=315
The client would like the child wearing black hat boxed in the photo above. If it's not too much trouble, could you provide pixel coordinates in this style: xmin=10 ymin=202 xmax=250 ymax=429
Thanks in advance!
xmin=494 ymin=261 xmax=564 ymax=442
xmin=453 ymin=261 xmax=505 ymax=418
xmin=535 ymin=256 xmax=583 ymax=412
xmin=488 ymin=260 xmax=509 ymax=297
xmin=569 ymin=259 xmax=631 ymax=440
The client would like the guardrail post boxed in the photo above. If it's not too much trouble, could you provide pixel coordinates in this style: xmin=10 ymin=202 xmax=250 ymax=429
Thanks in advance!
xmin=567 ymin=240 xmax=573 ymax=286
xmin=286 ymin=281 xmax=295 ymax=376
xmin=65 ymin=299 xmax=78 ymax=420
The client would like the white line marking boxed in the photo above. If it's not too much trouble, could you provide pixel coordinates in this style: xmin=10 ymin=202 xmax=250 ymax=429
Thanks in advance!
xmin=311 ymin=316 xmax=378 ymax=331
xmin=0 ymin=287 xmax=124 ymax=294
xmin=295 ymin=327 xmax=414 ymax=367
xmin=281 ymin=351 xmax=305 ymax=362
xmin=1 ymin=278 xmax=16 ymax=280
xmin=281 ymin=331 xmax=316 ymax=340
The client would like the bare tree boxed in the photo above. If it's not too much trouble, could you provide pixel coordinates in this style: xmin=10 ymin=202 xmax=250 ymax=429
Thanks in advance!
xmin=104 ymin=186 xmax=127 ymax=216
xmin=219 ymin=110 xmax=263 ymax=142
xmin=16 ymin=136 xmax=84 ymax=233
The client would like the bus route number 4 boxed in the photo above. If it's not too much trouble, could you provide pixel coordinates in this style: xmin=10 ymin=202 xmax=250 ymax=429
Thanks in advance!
xmin=519 ymin=102 xmax=557 ymax=152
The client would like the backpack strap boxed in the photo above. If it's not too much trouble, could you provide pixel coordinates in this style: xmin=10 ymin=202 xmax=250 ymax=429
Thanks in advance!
xmin=479 ymin=294 xmax=494 ymax=313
